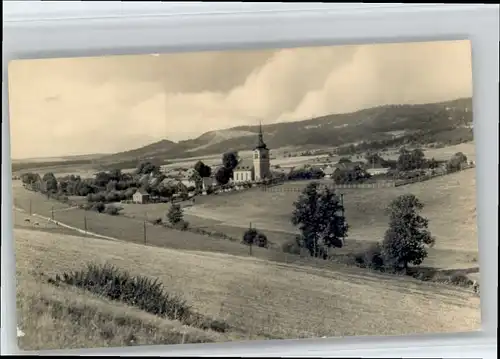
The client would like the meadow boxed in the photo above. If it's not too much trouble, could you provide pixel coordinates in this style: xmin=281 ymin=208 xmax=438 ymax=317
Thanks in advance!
xmin=183 ymin=169 xmax=478 ymax=251
xmin=116 ymin=168 xmax=479 ymax=274
xmin=15 ymin=226 xmax=481 ymax=350
xmin=11 ymin=140 xmax=481 ymax=350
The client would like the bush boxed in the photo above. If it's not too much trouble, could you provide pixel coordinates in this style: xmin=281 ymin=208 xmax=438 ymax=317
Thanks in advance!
xmin=48 ymin=263 xmax=229 ymax=332
xmin=281 ymin=238 xmax=302 ymax=255
xmin=173 ymin=220 xmax=189 ymax=231
xmin=105 ymin=204 xmax=122 ymax=216
xmin=242 ymin=227 xmax=268 ymax=248
xmin=167 ymin=204 xmax=183 ymax=225
xmin=354 ymin=243 xmax=385 ymax=270
xmin=92 ymin=202 xmax=106 ymax=213
xmin=449 ymin=272 xmax=473 ymax=287
xmin=150 ymin=218 xmax=163 ymax=225
xmin=332 ymin=166 xmax=371 ymax=185
xmin=49 ymin=263 xmax=190 ymax=320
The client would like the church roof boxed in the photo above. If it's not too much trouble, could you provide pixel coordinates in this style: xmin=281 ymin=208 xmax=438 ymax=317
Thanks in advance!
xmin=254 ymin=121 xmax=268 ymax=150
xmin=234 ymin=159 xmax=254 ymax=171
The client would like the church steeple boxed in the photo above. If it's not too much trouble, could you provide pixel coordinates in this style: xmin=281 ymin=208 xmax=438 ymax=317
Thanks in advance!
xmin=255 ymin=121 xmax=267 ymax=149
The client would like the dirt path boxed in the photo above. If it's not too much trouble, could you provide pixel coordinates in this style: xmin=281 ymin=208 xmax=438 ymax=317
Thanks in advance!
xmin=13 ymin=206 xmax=119 ymax=242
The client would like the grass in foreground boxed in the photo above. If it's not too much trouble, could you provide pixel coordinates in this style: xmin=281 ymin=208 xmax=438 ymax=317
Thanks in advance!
xmin=48 ymin=263 xmax=229 ymax=333
xmin=16 ymin=276 xmax=226 ymax=351
xmin=15 ymin=227 xmax=481 ymax=351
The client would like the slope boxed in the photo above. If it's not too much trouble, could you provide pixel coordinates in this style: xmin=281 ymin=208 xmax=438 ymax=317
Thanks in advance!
xmin=15 ymin=226 xmax=481 ymax=348
xmin=96 ymin=97 xmax=473 ymax=164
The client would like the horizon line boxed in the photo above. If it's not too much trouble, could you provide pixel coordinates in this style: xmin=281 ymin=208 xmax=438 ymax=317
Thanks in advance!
xmin=10 ymin=96 xmax=472 ymax=161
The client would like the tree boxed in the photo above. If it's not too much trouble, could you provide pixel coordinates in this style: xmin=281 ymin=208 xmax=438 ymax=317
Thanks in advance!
xmin=189 ymin=170 xmax=203 ymax=192
xmin=332 ymin=165 xmax=371 ymax=184
xmin=397 ymin=148 xmax=426 ymax=171
xmin=167 ymin=204 xmax=183 ymax=225
xmin=136 ymin=161 xmax=160 ymax=176
xmin=427 ymin=157 xmax=440 ymax=169
xmin=365 ymin=153 xmax=388 ymax=168
xmin=215 ymin=167 xmax=232 ymax=185
xmin=194 ymin=161 xmax=211 ymax=178
xmin=381 ymin=194 xmax=434 ymax=272
xmin=222 ymin=151 xmax=239 ymax=171
xmin=291 ymin=182 xmax=348 ymax=258
xmin=42 ymin=172 xmax=58 ymax=193
xmin=20 ymin=172 xmax=40 ymax=185
xmin=446 ymin=152 xmax=468 ymax=173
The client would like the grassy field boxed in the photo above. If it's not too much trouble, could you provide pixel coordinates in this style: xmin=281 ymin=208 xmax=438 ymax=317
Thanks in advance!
xmin=118 ymin=169 xmax=478 ymax=272
xmin=12 ymin=159 xmax=480 ymax=275
xmin=15 ymin=227 xmax=481 ymax=350
xmin=181 ymin=169 xmax=478 ymax=251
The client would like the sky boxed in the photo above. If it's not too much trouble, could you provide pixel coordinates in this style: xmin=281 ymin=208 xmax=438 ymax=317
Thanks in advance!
xmin=8 ymin=40 xmax=473 ymax=159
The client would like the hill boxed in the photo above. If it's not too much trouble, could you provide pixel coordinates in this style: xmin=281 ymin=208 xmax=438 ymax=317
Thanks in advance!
xmin=97 ymin=97 xmax=473 ymax=164
xmin=15 ymin=227 xmax=480 ymax=350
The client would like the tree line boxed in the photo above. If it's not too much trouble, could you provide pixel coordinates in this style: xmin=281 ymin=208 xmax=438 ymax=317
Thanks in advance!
xmin=288 ymin=182 xmax=435 ymax=274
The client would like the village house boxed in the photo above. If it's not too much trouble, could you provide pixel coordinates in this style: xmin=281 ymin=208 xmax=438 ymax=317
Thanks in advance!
xmin=233 ymin=123 xmax=272 ymax=183
xmin=132 ymin=188 xmax=150 ymax=204
xmin=333 ymin=161 xmax=366 ymax=173
xmin=366 ymin=166 xmax=390 ymax=176
xmin=322 ymin=165 xmax=336 ymax=178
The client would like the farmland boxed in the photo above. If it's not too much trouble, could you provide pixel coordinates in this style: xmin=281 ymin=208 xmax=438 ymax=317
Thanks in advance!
xmin=15 ymin=226 xmax=481 ymax=350
xmin=115 ymin=168 xmax=479 ymax=273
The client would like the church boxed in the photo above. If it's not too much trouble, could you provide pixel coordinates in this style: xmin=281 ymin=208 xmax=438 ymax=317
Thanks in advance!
xmin=232 ymin=123 xmax=271 ymax=183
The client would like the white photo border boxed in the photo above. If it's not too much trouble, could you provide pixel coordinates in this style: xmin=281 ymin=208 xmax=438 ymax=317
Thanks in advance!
xmin=2 ymin=3 xmax=498 ymax=356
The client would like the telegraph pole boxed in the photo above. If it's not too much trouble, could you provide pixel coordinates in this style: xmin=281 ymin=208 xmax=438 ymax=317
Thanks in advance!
xmin=29 ymin=200 xmax=32 ymax=216
xmin=248 ymin=222 xmax=253 ymax=255
xmin=340 ymin=193 xmax=346 ymax=246
xmin=143 ymin=211 xmax=148 ymax=245
xmin=84 ymin=214 xmax=88 ymax=235
xmin=51 ymin=206 xmax=54 ymax=221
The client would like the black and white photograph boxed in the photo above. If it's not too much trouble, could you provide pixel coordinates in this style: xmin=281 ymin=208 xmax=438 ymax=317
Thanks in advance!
xmin=8 ymin=39 xmax=481 ymax=351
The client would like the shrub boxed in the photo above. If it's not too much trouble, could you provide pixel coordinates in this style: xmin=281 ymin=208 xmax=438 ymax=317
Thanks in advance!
xmin=354 ymin=243 xmax=385 ymax=270
xmin=449 ymin=272 xmax=473 ymax=287
xmin=105 ymin=204 xmax=122 ymax=216
xmin=150 ymin=218 xmax=162 ymax=225
xmin=167 ymin=204 xmax=183 ymax=225
xmin=332 ymin=166 xmax=371 ymax=185
xmin=49 ymin=263 xmax=190 ymax=320
xmin=281 ymin=238 xmax=302 ymax=255
xmin=92 ymin=202 xmax=106 ymax=213
xmin=48 ymin=263 xmax=229 ymax=332
xmin=173 ymin=220 xmax=189 ymax=231
xmin=242 ymin=227 xmax=268 ymax=248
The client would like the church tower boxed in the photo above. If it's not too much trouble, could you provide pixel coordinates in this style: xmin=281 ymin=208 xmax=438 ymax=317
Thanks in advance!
xmin=253 ymin=121 xmax=270 ymax=181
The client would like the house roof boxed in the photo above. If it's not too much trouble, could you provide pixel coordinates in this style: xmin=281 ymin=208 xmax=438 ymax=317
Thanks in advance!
xmin=160 ymin=178 xmax=180 ymax=187
xmin=135 ymin=188 xmax=149 ymax=196
xmin=323 ymin=166 xmax=336 ymax=175
xmin=334 ymin=161 xmax=366 ymax=171
xmin=234 ymin=159 xmax=254 ymax=171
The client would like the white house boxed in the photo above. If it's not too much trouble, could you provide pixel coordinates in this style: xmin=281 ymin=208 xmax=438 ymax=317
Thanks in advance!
xmin=366 ymin=167 xmax=390 ymax=176
xmin=132 ymin=189 xmax=150 ymax=204
xmin=322 ymin=165 xmax=336 ymax=178
xmin=201 ymin=177 xmax=214 ymax=190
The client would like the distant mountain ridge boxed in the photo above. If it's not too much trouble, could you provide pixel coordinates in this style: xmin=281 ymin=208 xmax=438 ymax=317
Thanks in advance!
xmin=95 ymin=97 xmax=474 ymax=164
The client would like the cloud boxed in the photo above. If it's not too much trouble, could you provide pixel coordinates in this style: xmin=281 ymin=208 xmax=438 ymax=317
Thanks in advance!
xmin=8 ymin=40 xmax=472 ymax=159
